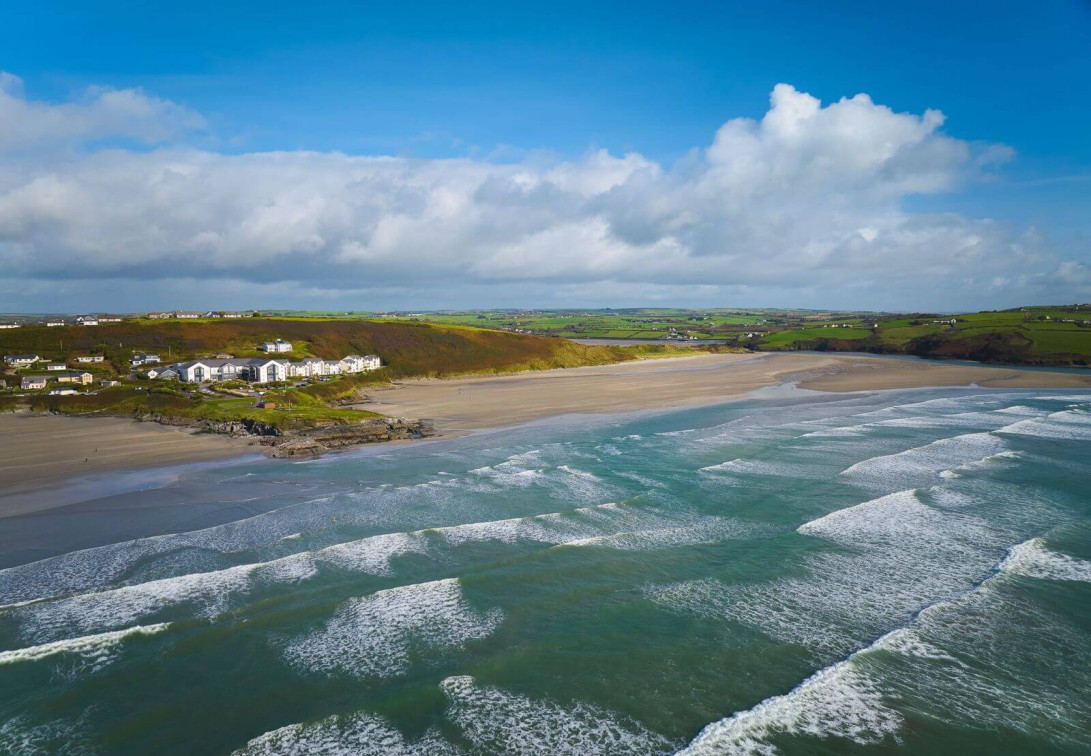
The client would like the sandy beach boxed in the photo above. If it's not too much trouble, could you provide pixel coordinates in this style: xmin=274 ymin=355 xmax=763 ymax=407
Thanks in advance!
xmin=0 ymin=415 xmax=254 ymax=515
xmin=366 ymin=352 xmax=1091 ymax=431
xmin=1 ymin=352 xmax=1088 ymax=508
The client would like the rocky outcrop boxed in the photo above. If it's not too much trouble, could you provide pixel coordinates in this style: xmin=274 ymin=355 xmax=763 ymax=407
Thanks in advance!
xmin=138 ymin=413 xmax=282 ymax=437
xmin=264 ymin=418 xmax=435 ymax=458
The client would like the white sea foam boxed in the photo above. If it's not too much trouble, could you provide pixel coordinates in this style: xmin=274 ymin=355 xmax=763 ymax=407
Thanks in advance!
xmin=441 ymin=675 xmax=674 ymax=755
xmin=281 ymin=579 xmax=502 ymax=678
xmin=0 ymin=623 xmax=169 ymax=673
xmin=698 ymin=459 xmax=820 ymax=479
xmin=651 ymin=486 xmax=1004 ymax=656
xmin=678 ymin=632 xmax=904 ymax=756
xmin=0 ymin=713 xmax=94 ymax=756
xmin=841 ymin=432 xmax=1008 ymax=489
xmin=558 ymin=518 xmax=766 ymax=552
xmin=998 ymin=538 xmax=1091 ymax=582
xmin=995 ymin=409 xmax=1091 ymax=440
xmin=7 ymin=502 xmax=648 ymax=642
xmin=232 ymin=712 xmax=458 ymax=755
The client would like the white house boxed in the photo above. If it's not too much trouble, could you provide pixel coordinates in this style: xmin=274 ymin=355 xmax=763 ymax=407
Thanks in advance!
xmin=46 ymin=321 xmax=65 ymax=327
xmin=76 ymin=316 xmax=99 ymax=326
xmin=222 ymin=312 xmax=247 ymax=318
xmin=131 ymin=354 xmax=161 ymax=366
xmin=146 ymin=366 xmax=179 ymax=380
xmin=174 ymin=311 xmax=202 ymax=319
xmin=147 ymin=312 xmax=172 ymax=319
xmin=21 ymin=376 xmax=48 ymax=390
xmin=0 ymin=324 xmax=20 ymax=329
xmin=260 ymin=339 xmax=293 ymax=353
xmin=46 ymin=363 xmax=66 ymax=371
xmin=49 ymin=388 xmax=78 ymax=396
xmin=4 ymin=354 xmax=39 ymax=367
xmin=75 ymin=355 xmax=105 ymax=363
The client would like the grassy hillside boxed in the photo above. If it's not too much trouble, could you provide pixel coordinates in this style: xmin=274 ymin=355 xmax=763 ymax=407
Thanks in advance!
xmin=756 ymin=307 xmax=1091 ymax=367
xmin=0 ymin=318 xmax=629 ymax=377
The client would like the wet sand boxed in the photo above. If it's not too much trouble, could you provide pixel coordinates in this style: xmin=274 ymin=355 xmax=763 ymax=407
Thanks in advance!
xmin=2 ymin=353 xmax=1088 ymax=508
xmin=365 ymin=352 xmax=1091 ymax=432
xmin=0 ymin=415 xmax=254 ymax=515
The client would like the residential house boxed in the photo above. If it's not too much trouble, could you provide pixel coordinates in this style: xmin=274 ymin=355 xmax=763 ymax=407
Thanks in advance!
xmin=57 ymin=371 xmax=93 ymax=385
xmin=0 ymin=324 xmax=20 ymax=329
xmin=260 ymin=339 xmax=293 ymax=353
xmin=4 ymin=354 xmax=39 ymax=367
xmin=131 ymin=354 xmax=161 ymax=367
xmin=174 ymin=311 xmax=202 ymax=319
xmin=145 ymin=366 xmax=179 ymax=380
xmin=21 ymin=376 xmax=48 ymax=390
xmin=49 ymin=388 xmax=78 ymax=396
xmin=203 ymin=311 xmax=221 ymax=318
xmin=75 ymin=355 xmax=105 ymax=363
xmin=147 ymin=312 xmax=173 ymax=319
xmin=46 ymin=321 xmax=65 ymax=327
xmin=76 ymin=315 xmax=99 ymax=326
xmin=45 ymin=363 xmax=66 ymax=371
xmin=101 ymin=380 xmax=120 ymax=387
xmin=221 ymin=312 xmax=247 ymax=318
xmin=97 ymin=315 xmax=123 ymax=323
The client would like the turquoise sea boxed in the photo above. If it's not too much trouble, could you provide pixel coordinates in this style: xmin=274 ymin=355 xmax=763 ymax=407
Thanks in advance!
xmin=1 ymin=387 xmax=1089 ymax=754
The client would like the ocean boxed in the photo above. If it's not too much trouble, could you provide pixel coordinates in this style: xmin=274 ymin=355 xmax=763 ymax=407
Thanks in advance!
xmin=1 ymin=387 xmax=1089 ymax=755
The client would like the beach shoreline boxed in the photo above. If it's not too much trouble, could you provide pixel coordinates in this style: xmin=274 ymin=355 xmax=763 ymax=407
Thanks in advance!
xmin=2 ymin=352 xmax=1088 ymax=509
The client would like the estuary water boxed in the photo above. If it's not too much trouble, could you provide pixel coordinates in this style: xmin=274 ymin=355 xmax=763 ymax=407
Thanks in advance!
xmin=1 ymin=387 xmax=1089 ymax=755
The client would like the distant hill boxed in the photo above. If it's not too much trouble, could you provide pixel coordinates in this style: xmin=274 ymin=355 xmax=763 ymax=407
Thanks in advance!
xmin=756 ymin=307 xmax=1091 ymax=367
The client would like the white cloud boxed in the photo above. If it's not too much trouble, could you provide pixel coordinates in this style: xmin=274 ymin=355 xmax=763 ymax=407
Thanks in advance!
xmin=0 ymin=74 xmax=1085 ymax=311
xmin=0 ymin=73 xmax=205 ymax=153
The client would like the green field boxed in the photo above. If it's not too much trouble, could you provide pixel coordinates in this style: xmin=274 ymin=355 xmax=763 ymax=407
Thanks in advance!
xmin=384 ymin=305 xmax=1091 ymax=367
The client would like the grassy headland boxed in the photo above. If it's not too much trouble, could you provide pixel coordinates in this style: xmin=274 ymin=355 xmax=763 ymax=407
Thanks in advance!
xmin=0 ymin=318 xmax=710 ymax=432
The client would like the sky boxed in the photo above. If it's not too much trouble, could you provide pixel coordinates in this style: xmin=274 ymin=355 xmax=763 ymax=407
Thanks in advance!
xmin=0 ymin=0 xmax=1089 ymax=313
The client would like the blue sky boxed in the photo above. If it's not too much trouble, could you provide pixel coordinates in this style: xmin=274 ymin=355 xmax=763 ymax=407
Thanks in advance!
xmin=0 ymin=1 xmax=1088 ymax=312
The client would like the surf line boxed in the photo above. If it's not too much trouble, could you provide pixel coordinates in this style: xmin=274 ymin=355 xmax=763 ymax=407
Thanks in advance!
xmin=678 ymin=538 xmax=1037 ymax=754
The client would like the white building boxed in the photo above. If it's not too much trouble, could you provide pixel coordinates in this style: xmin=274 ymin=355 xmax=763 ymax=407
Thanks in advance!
xmin=341 ymin=354 xmax=381 ymax=372
xmin=165 ymin=352 xmax=378 ymax=384
xmin=173 ymin=358 xmax=289 ymax=383
xmin=131 ymin=354 xmax=161 ymax=366
xmin=46 ymin=363 xmax=66 ymax=371
xmin=75 ymin=355 xmax=105 ymax=363
xmin=21 ymin=376 xmax=48 ymax=390
xmin=4 ymin=354 xmax=39 ymax=367
xmin=0 ymin=324 xmax=20 ymax=329
xmin=260 ymin=339 xmax=293 ymax=353
xmin=46 ymin=321 xmax=65 ymax=327
xmin=76 ymin=316 xmax=99 ymax=326
xmin=174 ymin=311 xmax=202 ymax=319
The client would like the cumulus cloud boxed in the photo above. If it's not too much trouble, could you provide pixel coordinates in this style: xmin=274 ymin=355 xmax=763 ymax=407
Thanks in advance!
xmin=0 ymin=75 xmax=1084 ymax=310
xmin=0 ymin=73 xmax=205 ymax=153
